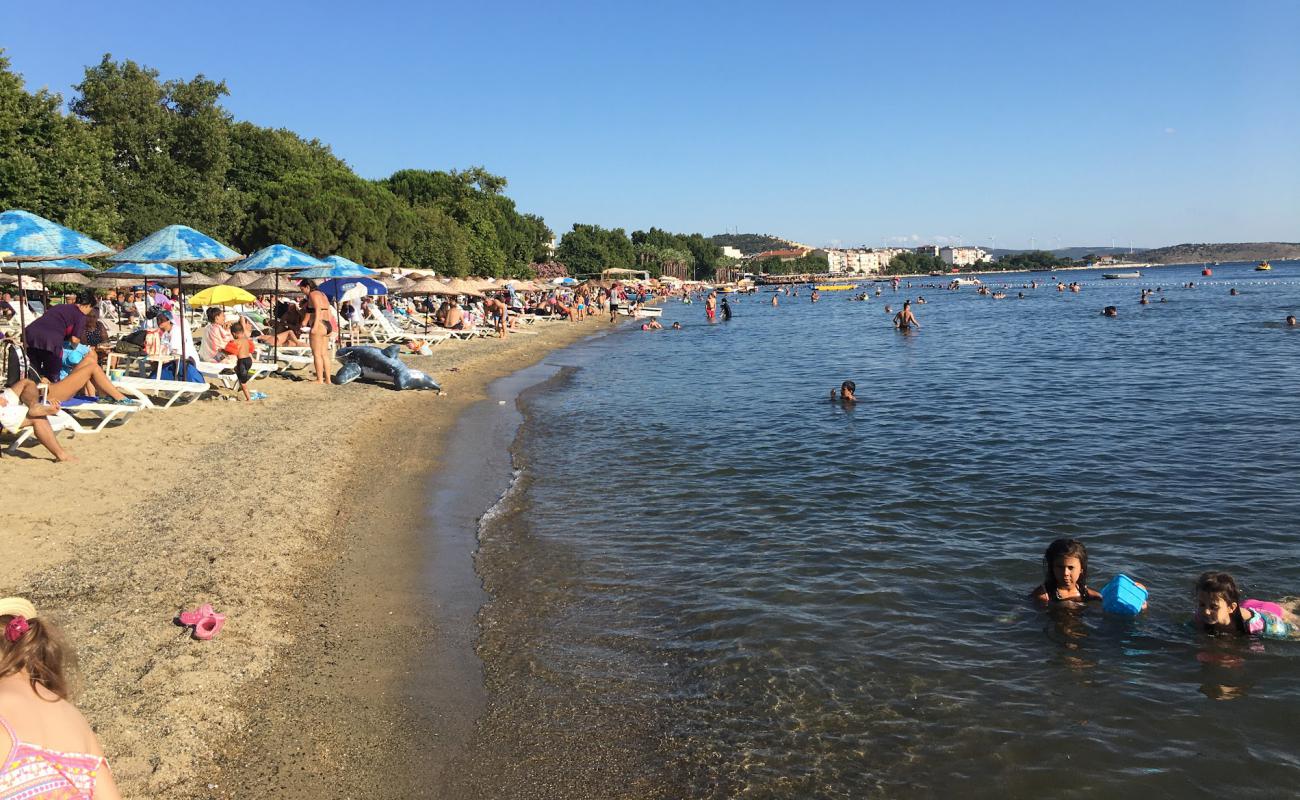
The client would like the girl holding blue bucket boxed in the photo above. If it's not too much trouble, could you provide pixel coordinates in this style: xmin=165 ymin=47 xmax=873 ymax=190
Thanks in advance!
xmin=1029 ymin=538 xmax=1149 ymax=613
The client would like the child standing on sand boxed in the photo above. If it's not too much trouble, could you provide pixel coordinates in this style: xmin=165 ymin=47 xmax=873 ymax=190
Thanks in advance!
xmin=0 ymin=597 xmax=121 ymax=798
xmin=1194 ymin=572 xmax=1298 ymax=639
xmin=223 ymin=322 xmax=264 ymax=402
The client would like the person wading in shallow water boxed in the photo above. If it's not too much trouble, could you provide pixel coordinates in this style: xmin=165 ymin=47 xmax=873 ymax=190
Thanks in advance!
xmin=892 ymin=300 xmax=920 ymax=331
xmin=300 ymin=279 xmax=334 ymax=385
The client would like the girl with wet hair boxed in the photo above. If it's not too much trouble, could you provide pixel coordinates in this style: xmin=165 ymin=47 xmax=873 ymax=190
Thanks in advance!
xmin=1194 ymin=571 xmax=1297 ymax=639
xmin=1030 ymin=538 xmax=1102 ymax=603
xmin=0 ymin=596 xmax=120 ymax=797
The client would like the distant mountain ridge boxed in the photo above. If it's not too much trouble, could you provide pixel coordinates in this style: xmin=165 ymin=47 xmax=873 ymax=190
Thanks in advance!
xmin=1135 ymin=242 xmax=1300 ymax=264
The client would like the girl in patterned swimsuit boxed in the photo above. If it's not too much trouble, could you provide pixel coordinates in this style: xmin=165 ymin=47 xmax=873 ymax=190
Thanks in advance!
xmin=0 ymin=597 xmax=120 ymax=799
xmin=1195 ymin=572 xmax=1299 ymax=640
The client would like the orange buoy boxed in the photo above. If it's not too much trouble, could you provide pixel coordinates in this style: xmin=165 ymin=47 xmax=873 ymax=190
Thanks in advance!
xmin=1202 ymin=268 xmax=1212 ymax=276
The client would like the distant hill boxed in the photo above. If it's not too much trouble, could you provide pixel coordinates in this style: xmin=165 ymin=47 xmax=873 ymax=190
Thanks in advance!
xmin=710 ymin=233 xmax=797 ymax=256
xmin=993 ymin=247 xmax=1134 ymax=260
xmin=1135 ymin=242 xmax=1300 ymax=264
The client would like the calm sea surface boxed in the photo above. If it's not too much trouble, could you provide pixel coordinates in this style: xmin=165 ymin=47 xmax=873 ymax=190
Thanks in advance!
xmin=477 ymin=262 xmax=1300 ymax=798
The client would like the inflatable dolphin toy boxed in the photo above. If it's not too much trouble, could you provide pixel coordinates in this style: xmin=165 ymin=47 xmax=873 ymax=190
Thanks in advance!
xmin=334 ymin=345 xmax=440 ymax=391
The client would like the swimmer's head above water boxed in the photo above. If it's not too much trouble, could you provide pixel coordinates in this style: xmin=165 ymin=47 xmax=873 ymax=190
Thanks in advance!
xmin=831 ymin=380 xmax=857 ymax=403
xmin=1103 ymin=306 xmax=1118 ymax=317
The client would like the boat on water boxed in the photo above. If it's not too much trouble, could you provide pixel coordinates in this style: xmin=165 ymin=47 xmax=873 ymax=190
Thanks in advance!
xmin=816 ymin=283 xmax=857 ymax=291
xmin=618 ymin=305 xmax=663 ymax=318
xmin=952 ymin=277 xmax=982 ymax=286
xmin=1103 ymin=272 xmax=1141 ymax=279
xmin=1255 ymin=261 xmax=1272 ymax=271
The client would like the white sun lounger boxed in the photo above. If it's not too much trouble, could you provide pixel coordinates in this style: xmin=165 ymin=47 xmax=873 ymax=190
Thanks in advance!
xmin=367 ymin=308 xmax=452 ymax=346
xmin=111 ymin=376 xmax=210 ymax=408
xmin=58 ymin=398 xmax=143 ymax=432
xmin=2 ymin=408 xmax=78 ymax=455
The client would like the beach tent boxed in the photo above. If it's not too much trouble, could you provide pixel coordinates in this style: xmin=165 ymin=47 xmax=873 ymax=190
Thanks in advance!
xmin=0 ymin=210 xmax=115 ymax=338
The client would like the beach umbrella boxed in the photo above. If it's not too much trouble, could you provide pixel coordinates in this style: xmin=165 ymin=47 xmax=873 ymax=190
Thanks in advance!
xmin=182 ymin=271 xmax=217 ymax=288
xmin=444 ymin=278 xmax=484 ymax=299
xmin=302 ymin=255 xmax=379 ymax=278
xmin=226 ymin=271 xmax=259 ymax=287
xmin=212 ymin=270 xmax=233 ymax=284
xmin=190 ymin=285 xmax=257 ymax=307
xmin=0 ymin=211 xmax=114 ymax=337
xmin=110 ymin=226 xmax=243 ymax=370
xmin=228 ymin=245 xmax=325 ymax=362
xmin=378 ymin=274 xmax=409 ymax=290
xmin=317 ymin=277 xmax=387 ymax=302
xmin=241 ymin=273 xmax=289 ymax=294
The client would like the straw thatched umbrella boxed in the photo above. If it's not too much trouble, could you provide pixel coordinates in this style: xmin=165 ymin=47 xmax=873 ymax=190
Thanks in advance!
xmin=226 ymin=271 xmax=258 ymax=287
xmin=182 ymin=271 xmax=216 ymax=287
xmin=444 ymin=278 xmax=484 ymax=299
xmin=241 ymin=272 xmax=288 ymax=294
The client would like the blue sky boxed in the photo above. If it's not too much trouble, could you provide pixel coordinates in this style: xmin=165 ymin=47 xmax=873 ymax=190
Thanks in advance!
xmin=3 ymin=0 xmax=1297 ymax=249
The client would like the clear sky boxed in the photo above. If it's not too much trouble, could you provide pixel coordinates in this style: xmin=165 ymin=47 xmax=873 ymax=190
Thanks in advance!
xmin=3 ymin=0 xmax=1297 ymax=249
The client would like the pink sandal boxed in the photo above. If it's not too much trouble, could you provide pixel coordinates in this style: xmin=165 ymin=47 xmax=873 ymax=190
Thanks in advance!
xmin=177 ymin=604 xmax=226 ymax=640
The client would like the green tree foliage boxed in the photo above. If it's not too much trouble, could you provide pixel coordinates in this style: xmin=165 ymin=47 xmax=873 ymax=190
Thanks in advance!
xmin=242 ymin=169 xmax=414 ymax=267
xmin=0 ymin=53 xmax=118 ymax=241
xmin=71 ymin=55 xmax=237 ymax=242
xmin=0 ymin=52 xmax=555 ymax=276
xmin=384 ymin=167 xmax=552 ymax=276
xmin=556 ymin=224 xmax=636 ymax=275
xmin=631 ymin=227 xmax=722 ymax=280
xmin=994 ymin=250 xmax=1066 ymax=270
xmin=886 ymin=252 xmax=948 ymax=275
xmin=755 ymin=251 xmax=830 ymax=275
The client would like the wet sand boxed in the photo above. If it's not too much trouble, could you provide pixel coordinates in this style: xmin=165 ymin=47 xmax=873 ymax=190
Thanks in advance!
xmin=0 ymin=317 xmax=613 ymax=798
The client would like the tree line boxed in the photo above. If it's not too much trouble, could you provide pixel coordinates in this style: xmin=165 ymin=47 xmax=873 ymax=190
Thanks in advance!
xmin=554 ymin=225 xmax=727 ymax=280
xmin=0 ymin=52 xmax=551 ymax=276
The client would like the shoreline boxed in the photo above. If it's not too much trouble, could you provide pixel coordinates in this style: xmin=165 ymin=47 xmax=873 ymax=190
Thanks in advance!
xmin=0 ymin=316 xmax=619 ymax=798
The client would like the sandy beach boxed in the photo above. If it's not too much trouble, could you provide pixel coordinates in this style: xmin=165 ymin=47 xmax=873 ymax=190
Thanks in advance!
xmin=1 ymin=316 xmax=616 ymax=798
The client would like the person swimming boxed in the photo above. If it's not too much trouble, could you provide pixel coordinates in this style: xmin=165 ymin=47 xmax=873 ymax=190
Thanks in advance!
xmin=1194 ymin=571 xmax=1297 ymax=639
xmin=1103 ymin=306 xmax=1118 ymax=317
xmin=830 ymin=380 xmax=856 ymax=404
xmin=1288 ymin=315 xmax=1297 ymax=327
xmin=892 ymin=300 xmax=920 ymax=330
xmin=671 ymin=321 xmax=682 ymax=329
xmin=1229 ymin=288 xmax=1239 ymax=296
xmin=1030 ymin=539 xmax=1102 ymax=604
xmin=721 ymin=297 xmax=732 ymax=320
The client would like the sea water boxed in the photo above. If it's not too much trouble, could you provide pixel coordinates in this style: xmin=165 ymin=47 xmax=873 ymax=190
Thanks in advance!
xmin=468 ymin=262 xmax=1300 ymax=798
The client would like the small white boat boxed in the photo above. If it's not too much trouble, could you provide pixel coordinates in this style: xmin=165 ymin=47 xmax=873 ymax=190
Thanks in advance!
xmin=1102 ymin=272 xmax=1141 ymax=279
xmin=952 ymin=277 xmax=982 ymax=286
xmin=618 ymin=305 xmax=663 ymax=318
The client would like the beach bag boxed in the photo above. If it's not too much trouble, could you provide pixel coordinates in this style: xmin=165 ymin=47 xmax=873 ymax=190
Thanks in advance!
xmin=1 ymin=338 xmax=30 ymax=387
xmin=115 ymin=329 xmax=148 ymax=356
xmin=160 ymin=360 xmax=204 ymax=384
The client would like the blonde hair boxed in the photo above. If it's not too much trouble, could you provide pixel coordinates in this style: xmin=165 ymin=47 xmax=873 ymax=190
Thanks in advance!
xmin=0 ymin=597 xmax=73 ymax=699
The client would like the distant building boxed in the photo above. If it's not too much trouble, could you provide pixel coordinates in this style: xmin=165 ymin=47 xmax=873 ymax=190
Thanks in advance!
xmin=752 ymin=248 xmax=810 ymax=262
xmin=940 ymin=246 xmax=989 ymax=267
xmin=720 ymin=246 xmax=743 ymax=260
xmin=823 ymin=248 xmax=909 ymax=274
xmin=915 ymin=245 xmax=940 ymax=257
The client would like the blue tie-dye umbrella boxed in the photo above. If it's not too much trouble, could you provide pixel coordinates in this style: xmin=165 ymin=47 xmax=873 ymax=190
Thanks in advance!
xmin=110 ymin=226 xmax=242 ymax=369
xmin=99 ymin=263 xmax=183 ymax=332
xmin=0 ymin=210 xmax=115 ymax=336
xmin=229 ymin=245 xmax=328 ymax=363
xmin=291 ymin=255 xmax=379 ymax=280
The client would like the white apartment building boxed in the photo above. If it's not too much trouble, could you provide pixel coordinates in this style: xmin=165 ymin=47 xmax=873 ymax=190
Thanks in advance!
xmin=720 ymin=246 xmax=743 ymax=260
xmin=940 ymin=246 xmax=990 ymax=267
xmin=824 ymin=248 xmax=910 ymax=274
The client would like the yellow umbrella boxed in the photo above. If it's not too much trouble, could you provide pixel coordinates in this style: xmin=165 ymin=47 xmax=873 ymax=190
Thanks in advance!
xmin=190 ymin=284 xmax=256 ymax=306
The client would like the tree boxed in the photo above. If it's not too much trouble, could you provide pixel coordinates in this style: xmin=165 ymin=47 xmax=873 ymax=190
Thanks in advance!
xmin=242 ymin=169 xmax=413 ymax=267
xmin=0 ymin=51 xmax=118 ymax=241
xmin=556 ymin=224 xmax=635 ymax=275
xmin=887 ymin=252 xmax=948 ymax=275
xmin=398 ymin=205 xmax=471 ymax=275
xmin=71 ymin=55 xmax=237 ymax=242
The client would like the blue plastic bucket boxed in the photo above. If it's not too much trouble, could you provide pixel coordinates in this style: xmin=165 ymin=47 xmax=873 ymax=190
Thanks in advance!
xmin=1101 ymin=573 xmax=1148 ymax=615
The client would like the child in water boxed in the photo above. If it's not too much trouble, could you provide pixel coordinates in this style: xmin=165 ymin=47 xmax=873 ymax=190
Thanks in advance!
xmin=1030 ymin=538 xmax=1102 ymax=603
xmin=829 ymin=381 xmax=856 ymax=404
xmin=1194 ymin=571 xmax=1297 ymax=639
